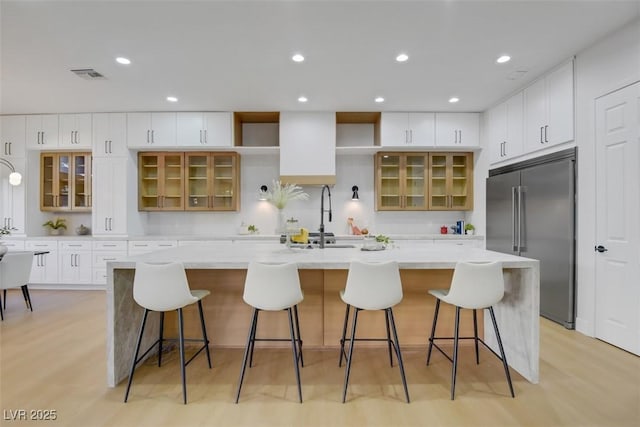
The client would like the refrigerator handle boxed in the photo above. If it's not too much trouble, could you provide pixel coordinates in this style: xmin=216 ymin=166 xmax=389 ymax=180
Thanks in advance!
xmin=517 ymin=185 xmax=523 ymax=252
xmin=512 ymin=186 xmax=517 ymax=251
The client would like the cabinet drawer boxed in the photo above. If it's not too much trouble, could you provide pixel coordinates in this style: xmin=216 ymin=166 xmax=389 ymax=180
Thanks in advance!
xmin=93 ymin=252 xmax=125 ymax=268
xmin=26 ymin=241 xmax=58 ymax=251
xmin=92 ymin=240 xmax=127 ymax=251
xmin=128 ymin=240 xmax=178 ymax=254
xmin=59 ymin=241 xmax=92 ymax=251
xmin=1 ymin=240 xmax=25 ymax=251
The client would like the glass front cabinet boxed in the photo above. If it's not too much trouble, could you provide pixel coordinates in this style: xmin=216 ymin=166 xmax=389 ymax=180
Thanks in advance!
xmin=40 ymin=152 xmax=92 ymax=212
xmin=428 ymin=152 xmax=473 ymax=210
xmin=138 ymin=152 xmax=185 ymax=211
xmin=375 ymin=152 xmax=428 ymax=210
xmin=185 ymin=152 xmax=239 ymax=211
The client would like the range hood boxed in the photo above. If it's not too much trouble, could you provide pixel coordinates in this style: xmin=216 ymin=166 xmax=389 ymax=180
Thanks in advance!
xmin=279 ymin=112 xmax=336 ymax=186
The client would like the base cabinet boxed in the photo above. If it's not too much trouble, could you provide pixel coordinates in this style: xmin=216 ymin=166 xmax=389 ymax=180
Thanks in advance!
xmin=92 ymin=240 xmax=127 ymax=285
xmin=58 ymin=241 xmax=92 ymax=285
xmin=26 ymin=241 xmax=58 ymax=284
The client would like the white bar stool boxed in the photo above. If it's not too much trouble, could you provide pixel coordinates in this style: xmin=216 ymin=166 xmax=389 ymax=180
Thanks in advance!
xmin=235 ymin=261 xmax=304 ymax=403
xmin=426 ymin=261 xmax=515 ymax=399
xmin=124 ymin=262 xmax=212 ymax=404
xmin=339 ymin=260 xmax=410 ymax=403
xmin=0 ymin=252 xmax=35 ymax=321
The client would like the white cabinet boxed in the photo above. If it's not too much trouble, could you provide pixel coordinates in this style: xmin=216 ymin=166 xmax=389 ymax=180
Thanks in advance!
xmin=0 ymin=239 xmax=25 ymax=251
xmin=127 ymin=240 xmax=178 ymax=255
xmin=92 ymin=113 xmax=128 ymax=157
xmin=59 ymin=114 xmax=92 ymax=148
xmin=92 ymin=240 xmax=127 ymax=285
xmin=381 ymin=112 xmax=435 ymax=146
xmin=0 ymin=157 xmax=26 ymax=234
xmin=279 ymin=112 xmax=336 ymax=184
xmin=26 ymin=241 xmax=58 ymax=284
xmin=435 ymin=113 xmax=479 ymax=147
xmin=127 ymin=112 xmax=176 ymax=147
xmin=26 ymin=114 xmax=59 ymax=149
xmin=488 ymin=92 xmax=524 ymax=164
xmin=1 ymin=115 xmax=26 ymax=158
xmin=92 ymin=157 xmax=128 ymax=236
xmin=176 ymin=112 xmax=232 ymax=147
xmin=524 ymin=60 xmax=574 ymax=152
xmin=58 ymin=240 xmax=92 ymax=284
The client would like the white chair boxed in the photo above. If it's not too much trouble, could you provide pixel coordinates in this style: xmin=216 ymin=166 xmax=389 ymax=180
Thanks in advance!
xmin=339 ymin=260 xmax=410 ymax=403
xmin=235 ymin=261 xmax=304 ymax=403
xmin=0 ymin=252 xmax=35 ymax=321
xmin=426 ymin=261 xmax=515 ymax=400
xmin=124 ymin=262 xmax=212 ymax=404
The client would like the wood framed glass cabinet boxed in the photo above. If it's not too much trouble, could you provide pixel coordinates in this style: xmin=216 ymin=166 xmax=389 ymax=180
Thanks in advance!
xmin=40 ymin=152 xmax=92 ymax=212
xmin=428 ymin=152 xmax=473 ymax=210
xmin=185 ymin=152 xmax=240 ymax=211
xmin=375 ymin=152 xmax=429 ymax=210
xmin=138 ymin=152 xmax=185 ymax=211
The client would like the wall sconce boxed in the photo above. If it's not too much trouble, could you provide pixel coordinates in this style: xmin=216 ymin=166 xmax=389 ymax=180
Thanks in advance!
xmin=0 ymin=158 xmax=22 ymax=186
xmin=351 ymin=185 xmax=359 ymax=201
xmin=258 ymin=185 xmax=268 ymax=200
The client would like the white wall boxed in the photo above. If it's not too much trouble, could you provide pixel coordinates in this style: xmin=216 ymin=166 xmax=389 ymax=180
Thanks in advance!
xmin=574 ymin=19 xmax=640 ymax=335
xmin=140 ymin=153 xmax=466 ymax=236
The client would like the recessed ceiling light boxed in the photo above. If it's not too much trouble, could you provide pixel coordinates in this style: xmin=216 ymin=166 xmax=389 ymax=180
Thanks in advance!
xmin=449 ymin=97 xmax=459 ymax=103
xmin=298 ymin=96 xmax=308 ymax=103
xmin=496 ymin=55 xmax=511 ymax=64
xmin=375 ymin=97 xmax=385 ymax=103
xmin=292 ymin=54 xmax=305 ymax=62
xmin=115 ymin=57 xmax=131 ymax=65
xmin=166 ymin=96 xmax=178 ymax=102
xmin=396 ymin=53 xmax=409 ymax=62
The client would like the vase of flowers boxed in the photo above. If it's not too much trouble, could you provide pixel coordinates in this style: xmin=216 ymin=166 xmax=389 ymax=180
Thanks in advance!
xmin=261 ymin=180 xmax=309 ymax=234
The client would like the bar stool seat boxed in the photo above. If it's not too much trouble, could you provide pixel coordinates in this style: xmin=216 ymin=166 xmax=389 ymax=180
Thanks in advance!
xmin=339 ymin=260 xmax=410 ymax=403
xmin=124 ymin=262 xmax=212 ymax=404
xmin=426 ymin=261 xmax=515 ymax=400
xmin=235 ymin=261 xmax=304 ymax=403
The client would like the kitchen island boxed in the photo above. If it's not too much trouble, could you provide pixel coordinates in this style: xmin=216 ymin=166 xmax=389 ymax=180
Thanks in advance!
xmin=106 ymin=242 xmax=539 ymax=387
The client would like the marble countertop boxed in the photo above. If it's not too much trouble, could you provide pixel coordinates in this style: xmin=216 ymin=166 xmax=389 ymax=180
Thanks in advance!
xmin=110 ymin=242 xmax=535 ymax=270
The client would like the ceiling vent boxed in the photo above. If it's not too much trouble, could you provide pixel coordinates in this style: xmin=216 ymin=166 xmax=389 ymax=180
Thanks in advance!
xmin=506 ymin=69 xmax=528 ymax=80
xmin=70 ymin=68 xmax=106 ymax=80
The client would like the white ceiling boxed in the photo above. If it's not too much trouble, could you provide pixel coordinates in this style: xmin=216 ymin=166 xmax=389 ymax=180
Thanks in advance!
xmin=1 ymin=0 xmax=638 ymax=115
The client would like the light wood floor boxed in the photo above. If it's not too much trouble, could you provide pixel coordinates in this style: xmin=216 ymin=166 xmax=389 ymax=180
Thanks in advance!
xmin=0 ymin=290 xmax=638 ymax=427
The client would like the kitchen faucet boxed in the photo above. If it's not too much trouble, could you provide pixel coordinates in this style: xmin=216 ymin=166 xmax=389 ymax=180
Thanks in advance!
xmin=319 ymin=185 xmax=332 ymax=248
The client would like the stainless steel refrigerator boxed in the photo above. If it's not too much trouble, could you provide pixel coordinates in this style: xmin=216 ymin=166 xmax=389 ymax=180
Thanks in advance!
xmin=486 ymin=148 xmax=576 ymax=329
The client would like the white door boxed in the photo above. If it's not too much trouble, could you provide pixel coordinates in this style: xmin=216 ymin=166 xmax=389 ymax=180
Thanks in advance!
xmin=595 ymin=81 xmax=640 ymax=355
xmin=177 ymin=112 xmax=204 ymax=147
xmin=380 ymin=113 xmax=409 ymax=146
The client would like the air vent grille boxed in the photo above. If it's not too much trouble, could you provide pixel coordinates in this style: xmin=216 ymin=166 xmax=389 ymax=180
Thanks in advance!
xmin=70 ymin=68 xmax=106 ymax=80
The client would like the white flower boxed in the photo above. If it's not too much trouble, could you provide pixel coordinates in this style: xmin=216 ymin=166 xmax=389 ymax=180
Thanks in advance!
xmin=262 ymin=179 xmax=309 ymax=209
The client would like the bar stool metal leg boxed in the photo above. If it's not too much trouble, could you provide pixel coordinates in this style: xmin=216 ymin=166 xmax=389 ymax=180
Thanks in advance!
xmin=248 ymin=309 xmax=259 ymax=368
xmin=197 ymin=300 xmax=212 ymax=369
xmin=489 ymin=306 xmax=515 ymax=398
xmin=177 ymin=308 xmax=187 ymax=404
xmin=124 ymin=308 xmax=150 ymax=403
xmin=385 ymin=309 xmax=394 ymax=367
xmin=473 ymin=309 xmax=480 ymax=364
xmin=387 ymin=308 xmax=410 ymax=403
xmin=342 ymin=308 xmax=360 ymax=403
xmin=451 ymin=306 xmax=461 ymax=400
xmin=426 ymin=299 xmax=441 ymax=365
xmin=287 ymin=307 xmax=303 ymax=403
xmin=293 ymin=305 xmax=304 ymax=367
xmin=338 ymin=304 xmax=350 ymax=367
xmin=235 ymin=308 xmax=258 ymax=403
xmin=157 ymin=312 xmax=164 ymax=367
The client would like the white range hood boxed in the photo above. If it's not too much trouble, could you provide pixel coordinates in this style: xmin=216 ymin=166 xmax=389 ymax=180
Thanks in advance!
xmin=279 ymin=112 xmax=336 ymax=186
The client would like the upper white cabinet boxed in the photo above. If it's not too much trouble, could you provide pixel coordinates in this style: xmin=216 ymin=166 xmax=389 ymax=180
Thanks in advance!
xmin=127 ymin=112 xmax=176 ymax=148
xmin=177 ymin=112 xmax=232 ymax=147
xmin=1 ymin=115 xmax=26 ymax=158
xmin=59 ymin=114 xmax=92 ymax=148
xmin=434 ymin=113 xmax=479 ymax=147
xmin=92 ymin=113 xmax=128 ymax=157
xmin=26 ymin=114 xmax=59 ymax=149
xmin=488 ymin=92 xmax=524 ymax=164
xmin=380 ymin=112 xmax=435 ymax=146
xmin=279 ymin=112 xmax=336 ymax=185
xmin=524 ymin=60 xmax=574 ymax=152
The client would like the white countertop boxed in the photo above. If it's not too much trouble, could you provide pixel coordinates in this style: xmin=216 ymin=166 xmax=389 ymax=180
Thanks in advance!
xmin=110 ymin=242 xmax=534 ymax=270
